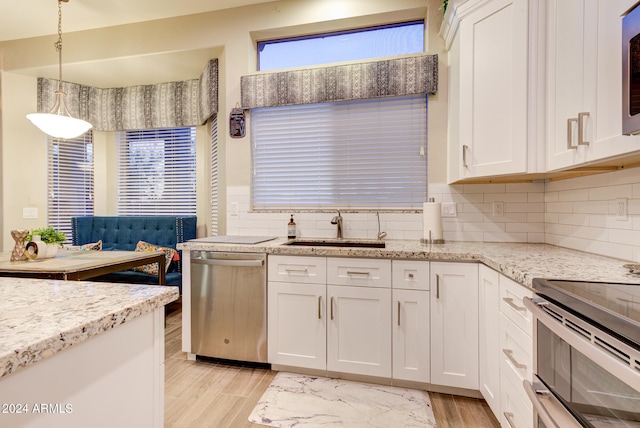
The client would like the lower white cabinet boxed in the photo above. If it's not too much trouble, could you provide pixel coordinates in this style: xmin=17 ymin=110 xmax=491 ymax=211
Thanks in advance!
xmin=327 ymin=284 xmax=392 ymax=377
xmin=392 ymin=288 xmax=430 ymax=382
xmin=478 ymin=264 xmax=500 ymax=416
xmin=430 ymin=262 xmax=479 ymax=390
xmin=267 ymin=281 xmax=326 ymax=370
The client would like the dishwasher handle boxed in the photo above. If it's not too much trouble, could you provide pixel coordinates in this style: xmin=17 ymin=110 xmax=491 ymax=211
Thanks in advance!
xmin=191 ymin=258 xmax=264 ymax=267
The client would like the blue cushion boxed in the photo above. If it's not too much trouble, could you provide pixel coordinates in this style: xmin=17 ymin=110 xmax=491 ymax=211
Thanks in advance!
xmin=71 ymin=216 xmax=197 ymax=294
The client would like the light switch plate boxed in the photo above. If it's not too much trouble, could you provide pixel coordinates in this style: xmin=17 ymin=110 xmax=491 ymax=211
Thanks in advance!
xmin=442 ymin=202 xmax=457 ymax=217
xmin=23 ymin=207 xmax=38 ymax=218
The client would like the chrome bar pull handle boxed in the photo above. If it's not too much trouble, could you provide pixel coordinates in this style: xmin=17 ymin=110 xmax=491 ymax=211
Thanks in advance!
xmin=503 ymin=349 xmax=527 ymax=369
xmin=578 ymin=112 xmax=590 ymax=145
xmin=436 ymin=274 xmax=440 ymax=299
xmin=330 ymin=296 xmax=334 ymax=320
xmin=567 ymin=118 xmax=578 ymax=150
xmin=347 ymin=271 xmax=370 ymax=276
xmin=504 ymin=412 xmax=517 ymax=428
xmin=397 ymin=301 xmax=401 ymax=326
xmin=462 ymin=144 xmax=469 ymax=168
xmin=503 ymin=297 xmax=527 ymax=312
xmin=318 ymin=296 xmax=322 ymax=320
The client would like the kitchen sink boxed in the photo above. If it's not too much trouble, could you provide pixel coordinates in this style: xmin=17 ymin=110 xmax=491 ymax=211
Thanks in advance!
xmin=284 ymin=239 xmax=386 ymax=248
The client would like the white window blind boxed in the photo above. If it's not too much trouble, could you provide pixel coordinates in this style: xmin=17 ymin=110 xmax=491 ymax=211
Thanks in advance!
xmin=47 ymin=132 xmax=94 ymax=242
xmin=117 ymin=127 xmax=196 ymax=215
xmin=210 ymin=116 xmax=219 ymax=235
xmin=251 ymin=94 xmax=427 ymax=210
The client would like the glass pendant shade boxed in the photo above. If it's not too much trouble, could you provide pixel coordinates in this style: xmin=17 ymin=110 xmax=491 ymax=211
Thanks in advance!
xmin=26 ymin=0 xmax=92 ymax=140
xmin=27 ymin=90 xmax=92 ymax=139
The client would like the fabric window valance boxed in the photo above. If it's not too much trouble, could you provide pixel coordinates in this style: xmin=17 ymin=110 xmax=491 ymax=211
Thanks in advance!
xmin=36 ymin=59 xmax=218 ymax=131
xmin=240 ymin=54 xmax=437 ymax=109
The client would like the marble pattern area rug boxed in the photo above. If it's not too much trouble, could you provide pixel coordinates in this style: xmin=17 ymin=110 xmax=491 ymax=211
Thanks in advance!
xmin=248 ymin=372 xmax=437 ymax=427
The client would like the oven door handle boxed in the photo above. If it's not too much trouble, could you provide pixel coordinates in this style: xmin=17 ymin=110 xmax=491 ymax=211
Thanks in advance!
xmin=523 ymin=380 xmax=560 ymax=428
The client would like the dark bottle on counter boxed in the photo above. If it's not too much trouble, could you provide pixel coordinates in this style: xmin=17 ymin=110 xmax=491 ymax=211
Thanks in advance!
xmin=288 ymin=215 xmax=297 ymax=239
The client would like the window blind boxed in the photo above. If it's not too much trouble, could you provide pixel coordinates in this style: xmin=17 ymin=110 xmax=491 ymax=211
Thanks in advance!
xmin=47 ymin=132 xmax=94 ymax=242
xmin=251 ymin=94 xmax=427 ymax=210
xmin=210 ymin=116 xmax=219 ymax=235
xmin=117 ymin=127 xmax=197 ymax=215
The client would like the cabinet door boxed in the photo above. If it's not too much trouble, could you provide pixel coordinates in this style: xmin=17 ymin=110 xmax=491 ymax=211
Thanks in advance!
xmin=268 ymin=281 xmax=326 ymax=370
xmin=458 ymin=0 xmax=528 ymax=178
xmin=546 ymin=0 xmax=597 ymax=170
xmin=392 ymin=289 xmax=430 ymax=382
xmin=478 ymin=265 xmax=500 ymax=417
xmin=430 ymin=262 xmax=479 ymax=390
xmin=327 ymin=285 xmax=391 ymax=377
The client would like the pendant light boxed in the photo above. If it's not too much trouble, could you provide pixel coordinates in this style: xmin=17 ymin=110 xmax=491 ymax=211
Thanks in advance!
xmin=26 ymin=0 xmax=92 ymax=139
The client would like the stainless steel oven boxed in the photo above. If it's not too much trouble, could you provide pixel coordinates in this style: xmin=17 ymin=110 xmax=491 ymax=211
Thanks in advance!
xmin=524 ymin=279 xmax=640 ymax=427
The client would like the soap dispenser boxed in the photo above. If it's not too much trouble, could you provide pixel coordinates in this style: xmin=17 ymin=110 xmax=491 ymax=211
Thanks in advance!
xmin=288 ymin=215 xmax=297 ymax=239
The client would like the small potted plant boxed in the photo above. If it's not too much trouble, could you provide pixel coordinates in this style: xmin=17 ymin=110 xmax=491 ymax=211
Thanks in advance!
xmin=26 ymin=227 xmax=66 ymax=258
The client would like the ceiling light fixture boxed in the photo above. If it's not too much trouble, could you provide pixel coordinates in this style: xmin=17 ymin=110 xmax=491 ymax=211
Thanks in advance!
xmin=26 ymin=0 xmax=92 ymax=139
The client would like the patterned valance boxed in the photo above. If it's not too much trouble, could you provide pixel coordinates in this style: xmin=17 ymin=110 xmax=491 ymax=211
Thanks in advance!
xmin=240 ymin=54 xmax=437 ymax=109
xmin=37 ymin=59 xmax=218 ymax=131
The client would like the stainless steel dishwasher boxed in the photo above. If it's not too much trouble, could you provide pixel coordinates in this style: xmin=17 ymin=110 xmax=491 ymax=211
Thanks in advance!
xmin=190 ymin=251 xmax=267 ymax=363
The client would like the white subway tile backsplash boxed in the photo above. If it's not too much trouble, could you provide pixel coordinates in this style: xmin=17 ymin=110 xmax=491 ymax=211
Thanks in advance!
xmin=224 ymin=166 xmax=640 ymax=262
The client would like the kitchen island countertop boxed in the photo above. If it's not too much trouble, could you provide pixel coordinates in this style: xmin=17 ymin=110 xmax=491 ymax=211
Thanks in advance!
xmin=0 ymin=277 xmax=178 ymax=379
xmin=178 ymin=238 xmax=640 ymax=288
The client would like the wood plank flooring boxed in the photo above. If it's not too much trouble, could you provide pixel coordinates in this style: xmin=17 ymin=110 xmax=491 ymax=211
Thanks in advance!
xmin=164 ymin=304 xmax=500 ymax=428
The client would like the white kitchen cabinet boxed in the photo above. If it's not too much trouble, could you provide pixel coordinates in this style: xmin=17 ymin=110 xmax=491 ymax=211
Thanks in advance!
xmin=392 ymin=260 xmax=430 ymax=383
xmin=445 ymin=0 xmax=541 ymax=182
xmin=268 ymin=281 xmax=327 ymax=370
xmin=267 ymin=256 xmax=327 ymax=369
xmin=547 ymin=0 xmax=640 ymax=171
xmin=430 ymin=262 xmax=479 ymax=390
xmin=478 ymin=264 xmax=500 ymax=417
xmin=498 ymin=273 xmax=533 ymax=428
xmin=327 ymin=284 xmax=392 ymax=377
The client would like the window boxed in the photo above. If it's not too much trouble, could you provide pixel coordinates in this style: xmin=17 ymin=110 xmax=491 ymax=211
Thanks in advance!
xmin=47 ymin=132 xmax=94 ymax=242
xmin=251 ymin=94 xmax=427 ymax=210
xmin=117 ymin=127 xmax=196 ymax=215
xmin=258 ymin=21 xmax=424 ymax=71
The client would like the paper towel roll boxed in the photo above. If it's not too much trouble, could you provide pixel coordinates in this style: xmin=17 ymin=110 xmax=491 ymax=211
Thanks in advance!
xmin=422 ymin=201 xmax=443 ymax=243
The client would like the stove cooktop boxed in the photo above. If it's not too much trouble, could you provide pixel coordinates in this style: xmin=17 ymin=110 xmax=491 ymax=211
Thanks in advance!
xmin=532 ymin=278 xmax=640 ymax=349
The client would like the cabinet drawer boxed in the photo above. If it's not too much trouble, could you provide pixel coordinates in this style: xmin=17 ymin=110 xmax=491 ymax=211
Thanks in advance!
xmin=499 ymin=275 xmax=533 ymax=335
xmin=268 ymin=255 xmax=326 ymax=284
xmin=392 ymin=260 xmax=429 ymax=290
xmin=499 ymin=313 xmax=533 ymax=385
xmin=327 ymin=258 xmax=391 ymax=288
xmin=500 ymin=367 xmax=533 ymax=428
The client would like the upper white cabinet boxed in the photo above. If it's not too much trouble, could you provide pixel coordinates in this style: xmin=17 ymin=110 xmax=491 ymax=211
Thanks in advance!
xmin=445 ymin=0 xmax=542 ymax=182
xmin=430 ymin=262 xmax=479 ymax=390
xmin=547 ymin=0 xmax=640 ymax=170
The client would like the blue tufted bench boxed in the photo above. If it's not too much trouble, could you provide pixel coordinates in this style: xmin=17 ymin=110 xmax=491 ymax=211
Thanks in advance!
xmin=71 ymin=216 xmax=197 ymax=292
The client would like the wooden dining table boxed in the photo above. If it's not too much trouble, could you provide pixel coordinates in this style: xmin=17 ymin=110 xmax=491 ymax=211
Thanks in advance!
xmin=0 ymin=250 xmax=166 ymax=284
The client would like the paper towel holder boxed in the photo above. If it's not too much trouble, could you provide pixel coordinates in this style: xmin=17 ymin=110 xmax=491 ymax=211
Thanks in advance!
xmin=421 ymin=231 xmax=445 ymax=245
xmin=421 ymin=197 xmax=445 ymax=245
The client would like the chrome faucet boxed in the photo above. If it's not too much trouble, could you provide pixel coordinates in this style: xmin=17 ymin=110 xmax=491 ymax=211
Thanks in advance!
xmin=330 ymin=210 xmax=343 ymax=239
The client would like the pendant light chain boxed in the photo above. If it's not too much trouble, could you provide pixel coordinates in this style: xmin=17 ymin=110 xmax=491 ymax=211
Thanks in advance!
xmin=55 ymin=0 xmax=64 ymax=92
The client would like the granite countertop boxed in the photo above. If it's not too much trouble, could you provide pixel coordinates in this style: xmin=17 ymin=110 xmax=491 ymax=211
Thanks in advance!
xmin=178 ymin=238 xmax=640 ymax=288
xmin=0 ymin=278 xmax=178 ymax=379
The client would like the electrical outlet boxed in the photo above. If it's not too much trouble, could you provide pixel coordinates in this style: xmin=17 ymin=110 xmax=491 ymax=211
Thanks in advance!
xmin=616 ymin=198 xmax=628 ymax=220
xmin=493 ymin=201 xmax=504 ymax=217
xmin=230 ymin=202 xmax=239 ymax=217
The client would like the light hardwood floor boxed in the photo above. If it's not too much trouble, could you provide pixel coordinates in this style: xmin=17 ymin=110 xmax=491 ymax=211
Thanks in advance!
xmin=164 ymin=304 xmax=500 ymax=428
